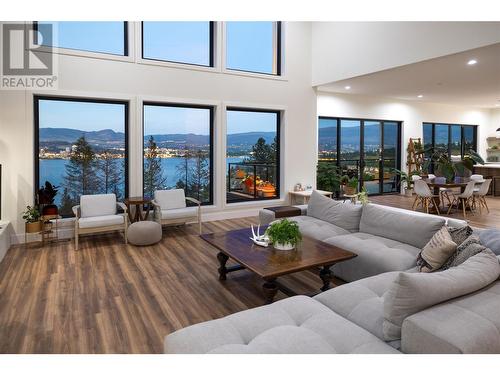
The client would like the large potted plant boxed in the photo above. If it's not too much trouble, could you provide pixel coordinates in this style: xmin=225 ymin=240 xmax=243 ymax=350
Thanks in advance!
xmin=265 ymin=219 xmax=302 ymax=251
xmin=22 ymin=205 xmax=42 ymax=233
xmin=393 ymin=169 xmax=420 ymax=197
xmin=423 ymin=148 xmax=485 ymax=183
xmin=316 ymin=163 xmax=341 ymax=194
xmin=38 ymin=181 xmax=59 ymax=215
xmin=341 ymin=175 xmax=358 ymax=195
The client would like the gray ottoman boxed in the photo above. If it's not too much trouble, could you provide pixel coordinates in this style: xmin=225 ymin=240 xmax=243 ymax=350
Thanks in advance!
xmin=127 ymin=221 xmax=162 ymax=246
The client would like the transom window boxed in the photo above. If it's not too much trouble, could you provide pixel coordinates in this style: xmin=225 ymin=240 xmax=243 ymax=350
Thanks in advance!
xmin=34 ymin=22 xmax=128 ymax=56
xmin=142 ymin=22 xmax=214 ymax=67
xmin=225 ymin=21 xmax=282 ymax=75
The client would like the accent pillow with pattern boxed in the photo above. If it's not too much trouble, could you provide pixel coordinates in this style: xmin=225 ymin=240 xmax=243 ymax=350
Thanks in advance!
xmin=440 ymin=235 xmax=486 ymax=270
xmin=417 ymin=226 xmax=457 ymax=272
xmin=447 ymin=225 xmax=474 ymax=246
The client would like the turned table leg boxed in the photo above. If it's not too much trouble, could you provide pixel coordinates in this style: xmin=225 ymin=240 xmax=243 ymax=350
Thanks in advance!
xmin=319 ymin=265 xmax=333 ymax=292
xmin=262 ymin=278 xmax=278 ymax=304
xmin=217 ymin=252 xmax=229 ymax=281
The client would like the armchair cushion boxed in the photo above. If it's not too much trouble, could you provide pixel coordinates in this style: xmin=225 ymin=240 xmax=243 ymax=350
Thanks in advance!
xmin=78 ymin=214 xmax=124 ymax=229
xmin=154 ymin=189 xmax=186 ymax=210
xmin=160 ymin=207 xmax=198 ymax=220
xmin=80 ymin=194 xmax=117 ymax=218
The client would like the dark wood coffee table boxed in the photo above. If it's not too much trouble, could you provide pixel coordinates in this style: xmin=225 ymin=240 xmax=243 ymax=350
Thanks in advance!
xmin=201 ymin=227 xmax=357 ymax=304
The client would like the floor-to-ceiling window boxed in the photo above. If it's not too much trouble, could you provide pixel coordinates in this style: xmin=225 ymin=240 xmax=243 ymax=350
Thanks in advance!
xmin=142 ymin=103 xmax=214 ymax=204
xmin=318 ymin=117 xmax=402 ymax=195
xmin=35 ymin=97 xmax=128 ymax=217
xmin=226 ymin=108 xmax=280 ymax=203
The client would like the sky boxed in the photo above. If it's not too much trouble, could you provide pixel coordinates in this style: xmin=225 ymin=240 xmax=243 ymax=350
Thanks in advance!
xmin=38 ymin=21 xmax=277 ymax=135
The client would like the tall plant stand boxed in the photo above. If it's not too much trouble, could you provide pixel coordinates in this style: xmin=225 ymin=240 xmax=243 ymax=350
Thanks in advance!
xmin=41 ymin=214 xmax=61 ymax=245
xmin=407 ymin=138 xmax=424 ymax=174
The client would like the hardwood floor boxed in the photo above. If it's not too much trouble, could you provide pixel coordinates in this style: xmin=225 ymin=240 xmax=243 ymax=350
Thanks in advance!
xmin=0 ymin=218 xmax=327 ymax=354
xmin=0 ymin=194 xmax=498 ymax=353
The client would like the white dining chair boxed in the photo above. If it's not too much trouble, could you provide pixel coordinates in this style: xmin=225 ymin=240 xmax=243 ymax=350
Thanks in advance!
xmin=413 ymin=179 xmax=441 ymax=214
xmin=447 ymin=181 xmax=476 ymax=218
xmin=433 ymin=176 xmax=453 ymax=209
xmin=470 ymin=174 xmax=484 ymax=193
xmin=473 ymin=179 xmax=492 ymax=214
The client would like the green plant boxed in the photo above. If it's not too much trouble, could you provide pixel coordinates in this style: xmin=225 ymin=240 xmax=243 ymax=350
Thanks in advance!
xmin=393 ymin=169 xmax=420 ymax=189
xmin=265 ymin=219 xmax=302 ymax=246
xmin=491 ymin=145 xmax=499 ymax=150
xmin=316 ymin=163 xmax=341 ymax=193
xmin=340 ymin=175 xmax=349 ymax=185
xmin=423 ymin=148 xmax=485 ymax=183
xmin=38 ymin=181 xmax=59 ymax=205
xmin=357 ymin=187 xmax=370 ymax=205
xmin=346 ymin=176 xmax=358 ymax=189
xmin=22 ymin=206 xmax=41 ymax=223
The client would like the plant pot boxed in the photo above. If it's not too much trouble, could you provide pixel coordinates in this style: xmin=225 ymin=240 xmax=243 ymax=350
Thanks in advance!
xmin=344 ymin=186 xmax=357 ymax=195
xmin=273 ymin=242 xmax=295 ymax=251
xmin=25 ymin=221 xmax=42 ymax=233
xmin=42 ymin=204 xmax=58 ymax=216
xmin=404 ymin=188 xmax=413 ymax=197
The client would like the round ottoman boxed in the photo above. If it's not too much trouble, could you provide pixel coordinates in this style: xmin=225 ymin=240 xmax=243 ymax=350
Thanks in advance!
xmin=127 ymin=221 xmax=162 ymax=246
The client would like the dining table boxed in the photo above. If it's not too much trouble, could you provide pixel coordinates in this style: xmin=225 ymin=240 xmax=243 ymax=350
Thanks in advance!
xmin=425 ymin=178 xmax=485 ymax=212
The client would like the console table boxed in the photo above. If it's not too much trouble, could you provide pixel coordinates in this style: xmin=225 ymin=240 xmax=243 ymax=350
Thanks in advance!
xmin=288 ymin=189 xmax=333 ymax=204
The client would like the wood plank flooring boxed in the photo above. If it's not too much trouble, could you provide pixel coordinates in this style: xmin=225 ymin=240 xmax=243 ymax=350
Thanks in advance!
xmin=0 ymin=195 xmax=498 ymax=353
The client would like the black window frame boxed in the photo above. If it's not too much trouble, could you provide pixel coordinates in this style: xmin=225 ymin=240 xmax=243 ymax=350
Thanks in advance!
xmin=34 ymin=95 xmax=130 ymax=218
xmin=225 ymin=21 xmax=282 ymax=76
xmin=141 ymin=21 xmax=215 ymax=68
xmin=142 ymin=102 xmax=215 ymax=206
xmin=422 ymin=122 xmax=478 ymax=159
xmin=33 ymin=21 xmax=129 ymax=56
xmin=226 ymin=107 xmax=281 ymax=203
xmin=317 ymin=116 xmax=403 ymax=196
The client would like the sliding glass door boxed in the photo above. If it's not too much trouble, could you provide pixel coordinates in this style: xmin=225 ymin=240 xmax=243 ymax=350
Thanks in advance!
xmin=318 ymin=117 xmax=402 ymax=195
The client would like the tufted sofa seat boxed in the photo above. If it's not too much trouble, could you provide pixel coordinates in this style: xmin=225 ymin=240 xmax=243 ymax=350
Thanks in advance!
xmin=164 ymin=295 xmax=399 ymax=354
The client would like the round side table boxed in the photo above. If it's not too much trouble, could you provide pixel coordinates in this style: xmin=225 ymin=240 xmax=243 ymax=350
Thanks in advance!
xmin=124 ymin=197 xmax=152 ymax=223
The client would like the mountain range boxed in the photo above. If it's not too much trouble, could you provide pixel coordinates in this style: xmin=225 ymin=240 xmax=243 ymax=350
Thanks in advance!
xmin=319 ymin=124 xmax=398 ymax=145
xmin=39 ymin=128 xmax=277 ymax=147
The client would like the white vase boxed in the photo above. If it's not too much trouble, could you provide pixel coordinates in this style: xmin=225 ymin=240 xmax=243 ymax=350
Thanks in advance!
xmin=273 ymin=242 xmax=295 ymax=251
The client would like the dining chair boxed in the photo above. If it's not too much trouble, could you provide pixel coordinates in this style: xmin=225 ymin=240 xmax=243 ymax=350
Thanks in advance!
xmin=434 ymin=176 xmax=453 ymax=209
xmin=447 ymin=181 xmax=476 ymax=218
xmin=470 ymin=174 xmax=484 ymax=193
xmin=413 ymin=179 xmax=441 ymax=214
xmin=410 ymin=175 xmax=422 ymax=208
xmin=473 ymin=179 xmax=492 ymax=214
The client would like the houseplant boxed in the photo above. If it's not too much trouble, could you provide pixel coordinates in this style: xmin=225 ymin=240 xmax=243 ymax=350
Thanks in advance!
xmin=265 ymin=219 xmax=302 ymax=251
xmin=342 ymin=175 xmax=358 ymax=195
xmin=423 ymin=148 xmax=485 ymax=183
xmin=393 ymin=169 xmax=420 ymax=197
xmin=38 ymin=181 xmax=59 ymax=215
xmin=22 ymin=205 xmax=42 ymax=233
xmin=316 ymin=163 xmax=341 ymax=194
xmin=357 ymin=187 xmax=370 ymax=205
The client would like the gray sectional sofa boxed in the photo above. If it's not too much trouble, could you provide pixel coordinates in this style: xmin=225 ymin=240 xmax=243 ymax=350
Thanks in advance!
xmin=164 ymin=191 xmax=500 ymax=354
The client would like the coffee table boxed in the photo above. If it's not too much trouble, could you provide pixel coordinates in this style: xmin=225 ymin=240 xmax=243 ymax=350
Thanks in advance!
xmin=201 ymin=227 xmax=357 ymax=304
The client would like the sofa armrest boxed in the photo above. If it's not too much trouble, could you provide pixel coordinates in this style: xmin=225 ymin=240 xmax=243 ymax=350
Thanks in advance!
xmin=116 ymin=202 xmax=128 ymax=212
xmin=72 ymin=205 xmax=81 ymax=219
xmin=294 ymin=204 xmax=308 ymax=216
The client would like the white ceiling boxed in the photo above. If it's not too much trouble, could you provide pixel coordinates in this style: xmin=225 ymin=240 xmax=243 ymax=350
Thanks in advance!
xmin=316 ymin=42 xmax=500 ymax=109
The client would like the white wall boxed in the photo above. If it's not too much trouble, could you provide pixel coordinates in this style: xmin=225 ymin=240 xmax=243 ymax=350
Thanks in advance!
xmin=490 ymin=108 xmax=500 ymax=135
xmin=312 ymin=22 xmax=500 ymax=86
xmin=0 ymin=22 xmax=317 ymax=238
xmin=317 ymin=92 xmax=493 ymax=173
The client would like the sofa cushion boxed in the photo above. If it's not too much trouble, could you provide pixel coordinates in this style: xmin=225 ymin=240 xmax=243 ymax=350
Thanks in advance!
xmin=440 ymin=235 xmax=486 ymax=270
xmin=383 ymin=249 xmax=500 ymax=341
xmin=78 ymin=214 xmax=124 ymax=229
xmin=359 ymin=204 xmax=446 ymax=249
xmin=315 ymin=271 xmax=402 ymax=342
xmin=160 ymin=207 xmax=198 ymax=220
xmin=479 ymin=228 xmax=500 ymax=255
xmin=417 ymin=226 xmax=457 ymax=272
xmin=164 ymin=295 xmax=399 ymax=354
xmin=307 ymin=191 xmax=362 ymax=232
xmin=290 ymin=216 xmax=350 ymax=241
xmin=325 ymin=233 xmax=421 ymax=282
xmin=448 ymin=225 xmax=474 ymax=246
xmin=80 ymin=194 xmax=117 ymax=218
xmin=154 ymin=189 xmax=186 ymax=210
xmin=402 ymin=281 xmax=500 ymax=353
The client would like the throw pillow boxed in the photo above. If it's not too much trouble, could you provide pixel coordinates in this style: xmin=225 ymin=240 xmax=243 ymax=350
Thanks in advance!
xmin=383 ymin=249 xmax=500 ymax=341
xmin=307 ymin=190 xmax=362 ymax=232
xmin=416 ymin=226 xmax=457 ymax=272
xmin=447 ymin=225 xmax=474 ymax=246
xmin=440 ymin=235 xmax=486 ymax=270
xmin=479 ymin=229 xmax=500 ymax=256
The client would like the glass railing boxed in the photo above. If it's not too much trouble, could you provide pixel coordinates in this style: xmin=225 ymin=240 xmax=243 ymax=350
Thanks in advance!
xmin=227 ymin=162 xmax=278 ymax=202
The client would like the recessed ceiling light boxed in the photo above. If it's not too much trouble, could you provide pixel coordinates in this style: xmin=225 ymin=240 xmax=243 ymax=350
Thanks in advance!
xmin=467 ymin=59 xmax=477 ymax=65
xmin=344 ymin=86 xmax=351 ymax=90
xmin=417 ymin=95 xmax=423 ymax=98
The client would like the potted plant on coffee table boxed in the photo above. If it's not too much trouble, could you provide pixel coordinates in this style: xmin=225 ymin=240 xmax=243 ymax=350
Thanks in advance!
xmin=265 ymin=219 xmax=302 ymax=251
xmin=22 ymin=205 xmax=42 ymax=233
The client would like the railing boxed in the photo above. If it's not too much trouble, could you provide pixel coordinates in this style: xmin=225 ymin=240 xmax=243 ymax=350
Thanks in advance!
xmin=227 ymin=162 xmax=278 ymax=202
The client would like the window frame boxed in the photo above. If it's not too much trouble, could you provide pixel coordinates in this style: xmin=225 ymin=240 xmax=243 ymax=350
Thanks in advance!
xmin=224 ymin=21 xmax=282 ymax=76
xmin=225 ymin=106 xmax=281 ymax=204
xmin=33 ymin=21 xmax=130 ymax=57
xmin=317 ymin=116 xmax=403 ymax=196
xmin=142 ymin=101 xmax=215 ymax=206
xmin=422 ymin=122 xmax=478 ymax=159
xmin=34 ymin=95 xmax=130 ymax=218
xmin=141 ymin=21 xmax=216 ymax=68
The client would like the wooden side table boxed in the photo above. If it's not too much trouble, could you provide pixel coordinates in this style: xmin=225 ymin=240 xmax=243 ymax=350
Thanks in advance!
xmin=288 ymin=189 xmax=333 ymax=205
xmin=125 ymin=197 xmax=152 ymax=223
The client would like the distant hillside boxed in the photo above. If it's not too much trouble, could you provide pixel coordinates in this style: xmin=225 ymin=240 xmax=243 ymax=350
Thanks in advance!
xmin=40 ymin=127 xmax=277 ymax=147
xmin=319 ymin=124 xmax=398 ymax=145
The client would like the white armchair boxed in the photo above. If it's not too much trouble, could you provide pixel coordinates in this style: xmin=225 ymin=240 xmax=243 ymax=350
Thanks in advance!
xmin=151 ymin=189 xmax=202 ymax=234
xmin=72 ymin=193 xmax=128 ymax=250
